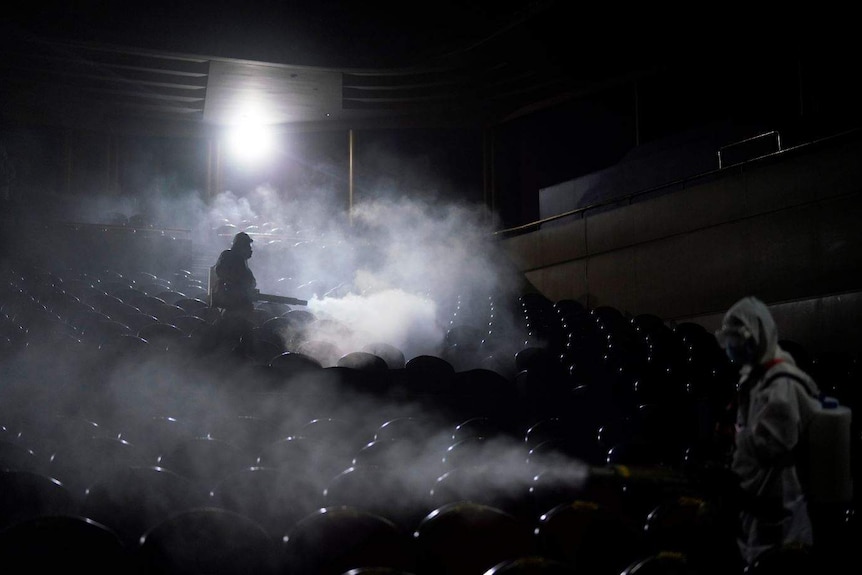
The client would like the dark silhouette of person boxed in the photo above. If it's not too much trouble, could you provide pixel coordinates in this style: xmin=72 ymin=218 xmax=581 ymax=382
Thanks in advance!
xmin=210 ymin=231 xmax=259 ymax=355
xmin=212 ymin=232 xmax=259 ymax=317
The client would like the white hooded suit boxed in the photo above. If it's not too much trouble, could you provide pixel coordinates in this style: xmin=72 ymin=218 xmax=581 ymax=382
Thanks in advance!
xmin=720 ymin=296 xmax=820 ymax=564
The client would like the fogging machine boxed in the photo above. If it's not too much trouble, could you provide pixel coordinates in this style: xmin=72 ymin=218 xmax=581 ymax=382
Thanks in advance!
xmin=207 ymin=265 xmax=308 ymax=307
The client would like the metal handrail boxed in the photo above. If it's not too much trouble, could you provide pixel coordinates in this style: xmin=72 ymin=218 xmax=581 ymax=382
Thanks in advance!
xmin=717 ymin=130 xmax=782 ymax=169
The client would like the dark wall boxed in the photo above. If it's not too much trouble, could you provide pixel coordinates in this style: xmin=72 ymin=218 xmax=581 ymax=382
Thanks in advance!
xmin=502 ymin=129 xmax=862 ymax=354
xmin=490 ymin=46 xmax=862 ymax=231
xmin=352 ymin=126 xmax=484 ymax=206
xmin=493 ymin=86 xmax=636 ymax=227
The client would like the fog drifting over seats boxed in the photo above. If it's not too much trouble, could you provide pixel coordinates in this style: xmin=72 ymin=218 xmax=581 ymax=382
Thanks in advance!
xmin=51 ymin=166 xmax=532 ymax=364
xmin=0 ymin=156 xmax=597 ymax=536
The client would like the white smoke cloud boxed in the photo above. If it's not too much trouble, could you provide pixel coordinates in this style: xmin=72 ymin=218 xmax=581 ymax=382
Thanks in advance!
xmin=168 ymin=179 xmax=528 ymax=364
xmin=0 ymin=113 xmax=606 ymax=556
xmin=307 ymin=288 xmax=444 ymax=362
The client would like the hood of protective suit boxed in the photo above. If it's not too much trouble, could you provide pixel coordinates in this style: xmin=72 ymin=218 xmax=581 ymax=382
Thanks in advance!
xmin=717 ymin=296 xmax=779 ymax=366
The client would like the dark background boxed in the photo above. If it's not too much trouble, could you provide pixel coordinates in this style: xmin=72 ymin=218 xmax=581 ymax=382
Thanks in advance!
xmin=1 ymin=1 xmax=858 ymax=229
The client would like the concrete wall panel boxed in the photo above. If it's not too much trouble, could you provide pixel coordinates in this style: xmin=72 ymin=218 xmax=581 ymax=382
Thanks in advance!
xmin=503 ymin=133 xmax=862 ymax=353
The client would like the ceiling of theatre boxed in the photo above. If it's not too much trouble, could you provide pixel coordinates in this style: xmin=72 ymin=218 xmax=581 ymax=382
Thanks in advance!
xmin=0 ymin=0 xmax=672 ymax=136
xmin=0 ymin=1 xmax=819 ymax=136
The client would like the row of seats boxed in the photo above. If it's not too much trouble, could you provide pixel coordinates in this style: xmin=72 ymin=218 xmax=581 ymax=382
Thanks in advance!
xmin=0 ymin=497 xmax=785 ymax=575
xmin=0 ymin=470 xmax=824 ymax=575
xmin=1 ymin=259 xmax=858 ymax=574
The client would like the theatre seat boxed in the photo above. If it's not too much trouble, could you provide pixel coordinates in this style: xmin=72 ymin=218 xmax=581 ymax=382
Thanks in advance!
xmin=283 ymin=308 xmax=317 ymax=326
xmin=281 ymin=506 xmax=418 ymax=575
xmin=259 ymin=314 xmax=311 ymax=350
xmin=202 ymin=414 xmax=280 ymax=454
xmin=30 ymin=414 xmax=108 ymax=462
xmin=449 ymin=369 xmax=519 ymax=423
xmin=98 ymin=333 xmax=151 ymax=359
xmin=209 ymin=466 xmax=323 ymax=539
xmin=157 ymin=437 xmax=255 ymax=488
xmin=342 ymin=569 xmax=418 ymax=575
xmin=79 ymin=465 xmax=209 ymax=548
xmin=528 ymin=466 xmax=625 ymax=520
xmin=268 ymin=351 xmax=323 ymax=379
xmin=429 ymin=464 xmax=534 ymax=521
xmin=250 ymin=308 xmax=273 ymax=326
xmin=362 ymin=342 xmax=406 ymax=369
xmin=174 ymin=297 xmax=209 ymax=317
xmin=642 ymin=495 xmax=742 ymax=574
xmin=590 ymin=305 xmax=630 ymax=337
xmin=404 ymin=355 xmax=456 ymax=394
xmin=67 ymin=309 xmax=112 ymax=335
xmin=0 ymin=439 xmax=43 ymax=474
xmin=98 ymin=277 xmax=132 ymax=294
xmin=179 ymin=283 xmax=209 ymax=300
xmin=0 ymin=470 xmax=79 ymax=532
xmin=151 ymin=303 xmax=187 ymax=324
xmin=374 ymin=417 xmax=448 ymax=447
xmin=524 ymin=417 xmax=581 ymax=450
xmin=137 ymin=323 xmax=188 ymax=351
xmin=484 ymin=556 xmax=579 ymax=575
xmin=127 ymin=295 xmax=170 ymax=320
xmin=197 ymin=305 xmax=224 ymax=323
xmin=553 ymin=299 xmax=586 ymax=320
xmin=323 ymin=465 xmax=432 ymax=531
xmin=255 ymin=300 xmax=292 ymax=318
xmin=135 ymin=281 xmax=172 ymax=297
xmin=85 ymin=292 xmax=140 ymax=320
xmin=112 ymin=286 xmax=147 ymax=303
xmin=451 ymin=416 xmax=505 ymax=443
xmin=0 ymin=515 xmax=133 ymax=574
xmin=413 ymin=501 xmax=536 ymax=575
xmin=299 ymin=416 xmax=366 ymax=449
xmin=136 ymin=507 xmax=278 ymax=575
xmin=80 ymin=318 xmax=132 ymax=345
xmin=113 ymin=310 xmax=159 ymax=333
xmin=619 ymin=551 xmax=700 ymax=575
xmin=256 ymin=435 xmax=345 ymax=491
xmin=351 ymin=438 xmax=416 ymax=469
xmin=326 ymin=365 xmax=393 ymax=398
xmin=605 ymin=439 xmax=666 ymax=467
xmin=337 ymin=351 xmax=389 ymax=371
xmin=124 ymin=415 xmax=198 ymax=466
xmin=49 ymin=436 xmax=147 ymax=497
xmin=296 ymin=339 xmax=343 ymax=367
xmin=61 ymin=279 xmax=106 ymax=302
xmin=154 ymin=290 xmax=186 ymax=305
xmin=169 ymin=314 xmax=207 ymax=336
xmin=39 ymin=290 xmax=84 ymax=322
xmin=526 ymin=438 xmax=602 ymax=472
xmin=671 ymin=321 xmax=712 ymax=349
xmin=535 ymin=500 xmax=644 ymax=575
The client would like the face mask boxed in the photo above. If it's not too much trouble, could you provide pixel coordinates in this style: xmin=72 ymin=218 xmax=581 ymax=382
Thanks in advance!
xmin=724 ymin=335 xmax=757 ymax=366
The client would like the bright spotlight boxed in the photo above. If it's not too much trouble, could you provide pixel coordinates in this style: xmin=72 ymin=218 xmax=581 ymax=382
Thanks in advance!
xmin=227 ymin=120 xmax=277 ymax=165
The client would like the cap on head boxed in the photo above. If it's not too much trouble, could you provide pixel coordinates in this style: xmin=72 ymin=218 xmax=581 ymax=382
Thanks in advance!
xmin=232 ymin=232 xmax=253 ymax=247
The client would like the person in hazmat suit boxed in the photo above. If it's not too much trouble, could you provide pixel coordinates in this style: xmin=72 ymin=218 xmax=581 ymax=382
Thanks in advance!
xmin=210 ymin=231 xmax=259 ymax=353
xmin=212 ymin=231 xmax=259 ymax=318
xmin=715 ymin=296 xmax=820 ymax=566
